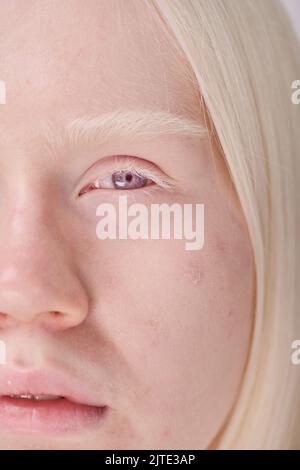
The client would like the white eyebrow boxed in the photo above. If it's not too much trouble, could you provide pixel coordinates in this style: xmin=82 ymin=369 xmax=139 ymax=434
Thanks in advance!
xmin=64 ymin=108 xmax=208 ymax=147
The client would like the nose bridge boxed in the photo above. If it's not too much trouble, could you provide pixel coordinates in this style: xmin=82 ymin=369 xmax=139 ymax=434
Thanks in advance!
xmin=2 ymin=184 xmax=61 ymax=268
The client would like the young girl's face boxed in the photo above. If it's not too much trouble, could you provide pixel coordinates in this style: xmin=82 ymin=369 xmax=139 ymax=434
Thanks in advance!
xmin=0 ymin=0 xmax=254 ymax=449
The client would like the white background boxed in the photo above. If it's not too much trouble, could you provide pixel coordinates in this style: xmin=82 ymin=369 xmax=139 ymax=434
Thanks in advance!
xmin=282 ymin=0 xmax=300 ymax=42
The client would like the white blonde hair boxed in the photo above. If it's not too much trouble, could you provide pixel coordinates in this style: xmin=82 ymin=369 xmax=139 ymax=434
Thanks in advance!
xmin=148 ymin=0 xmax=300 ymax=449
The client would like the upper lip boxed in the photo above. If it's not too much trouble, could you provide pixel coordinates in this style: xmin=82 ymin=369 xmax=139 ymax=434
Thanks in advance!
xmin=0 ymin=367 xmax=107 ymax=408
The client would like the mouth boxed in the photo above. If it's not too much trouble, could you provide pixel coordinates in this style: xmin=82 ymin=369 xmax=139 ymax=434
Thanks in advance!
xmin=0 ymin=369 xmax=109 ymax=436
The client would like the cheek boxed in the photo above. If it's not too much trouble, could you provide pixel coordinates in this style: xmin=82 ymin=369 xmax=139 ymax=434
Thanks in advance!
xmin=70 ymin=204 xmax=254 ymax=447
xmin=131 ymin=220 xmax=253 ymax=445
xmin=79 ymin=210 xmax=253 ymax=378
xmin=180 ymin=209 xmax=254 ymax=353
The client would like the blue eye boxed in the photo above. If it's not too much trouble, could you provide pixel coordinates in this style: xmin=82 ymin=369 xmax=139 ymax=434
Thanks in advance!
xmin=112 ymin=170 xmax=148 ymax=189
xmin=78 ymin=169 xmax=153 ymax=196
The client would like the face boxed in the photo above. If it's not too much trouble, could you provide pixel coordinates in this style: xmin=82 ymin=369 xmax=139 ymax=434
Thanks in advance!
xmin=0 ymin=0 xmax=254 ymax=449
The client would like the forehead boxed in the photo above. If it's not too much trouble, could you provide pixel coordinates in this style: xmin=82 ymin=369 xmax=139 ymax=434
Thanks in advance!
xmin=0 ymin=0 xmax=199 ymax=125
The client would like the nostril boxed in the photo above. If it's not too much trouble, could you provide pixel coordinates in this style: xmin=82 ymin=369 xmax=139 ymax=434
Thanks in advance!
xmin=50 ymin=311 xmax=63 ymax=318
xmin=49 ymin=310 xmax=65 ymax=320
xmin=37 ymin=311 xmax=66 ymax=332
xmin=0 ymin=312 xmax=12 ymax=328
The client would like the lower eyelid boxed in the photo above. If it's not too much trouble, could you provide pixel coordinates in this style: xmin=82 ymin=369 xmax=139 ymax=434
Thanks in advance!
xmin=78 ymin=176 xmax=152 ymax=196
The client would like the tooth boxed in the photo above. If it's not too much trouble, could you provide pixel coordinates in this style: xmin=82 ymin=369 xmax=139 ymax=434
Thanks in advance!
xmin=9 ymin=394 xmax=34 ymax=399
xmin=9 ymin=394 xmax=62 ymax=400
xmin=33 ymin=395 xmax=62 ymax=401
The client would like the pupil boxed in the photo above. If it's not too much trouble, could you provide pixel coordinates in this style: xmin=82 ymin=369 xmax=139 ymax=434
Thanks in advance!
xmin=112 ymin=170 xmax=146 ymax=189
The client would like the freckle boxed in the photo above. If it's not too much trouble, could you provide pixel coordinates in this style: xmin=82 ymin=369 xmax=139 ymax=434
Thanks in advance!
xmin=183 ymin=258 xmax=205 ymax=286
xmin=215 ymin=233 xmax=228 ymax=254
xmin=224 ymin=310 xmax=234 ymax=338
xmin=147 ymin=319 xmax=159 ymax=328
xmin=103 ymin=274 xmax=116 ymax=290
xmin=162 ymin=427 xmax=172 ymax=439
xmin=151 ymin=337 xmax=159 ymax=348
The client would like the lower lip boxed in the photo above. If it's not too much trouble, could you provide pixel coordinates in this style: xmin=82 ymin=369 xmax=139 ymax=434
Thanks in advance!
xmin=0 ymin=396 xmax=108 ymax=435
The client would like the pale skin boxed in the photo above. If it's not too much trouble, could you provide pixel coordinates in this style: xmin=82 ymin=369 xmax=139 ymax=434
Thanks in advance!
xmin=0 ymin=0 xmax=254 ymax=449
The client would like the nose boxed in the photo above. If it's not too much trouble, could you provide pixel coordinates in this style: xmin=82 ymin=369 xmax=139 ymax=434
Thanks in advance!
xmin=0 ymin=198 xmax=89 ymax=332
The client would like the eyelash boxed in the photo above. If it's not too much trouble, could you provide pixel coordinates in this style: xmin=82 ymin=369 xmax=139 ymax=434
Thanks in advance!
xmin=78 ymin=156 xmax=175 ymax=196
